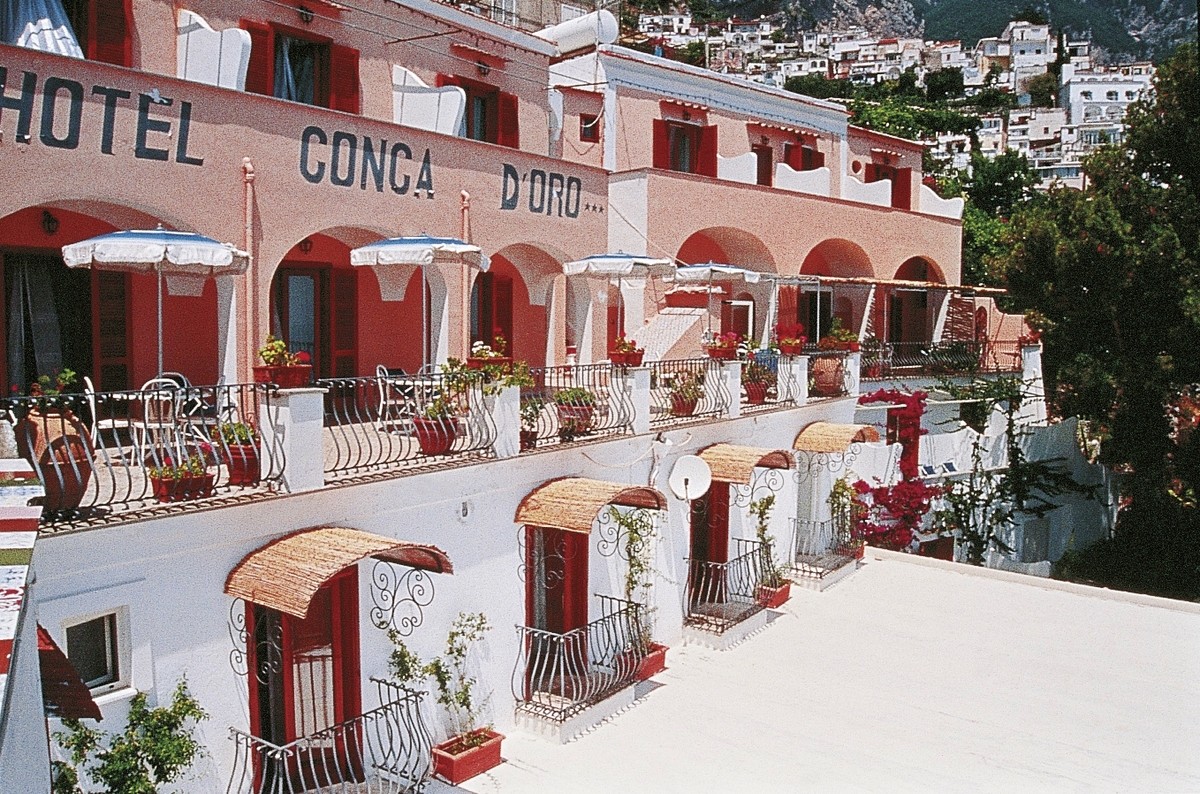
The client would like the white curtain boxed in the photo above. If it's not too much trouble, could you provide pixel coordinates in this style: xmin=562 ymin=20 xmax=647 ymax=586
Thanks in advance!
xmin=6 ymin=256 xmax=64 ymax=391
xmin=1 ymin=0 xmax=84 ymax=58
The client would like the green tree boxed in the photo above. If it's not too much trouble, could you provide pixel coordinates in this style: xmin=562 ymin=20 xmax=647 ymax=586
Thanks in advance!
xmin=1025 ymin=71 xmax=1058 ymax=108
xmin=995 ymin=44 xmax=1200 ymax=599
xmin=925 ymin=67 xmax=964 ymax=102
xmin=849 ymin=97 xmax=979 ymax=141
xmin=963 ymin=150 xmax=1039 ymax=217
xmin=783 ymin=73 xmax=853 ymax=100
xmin=53 ymin=679 xmax=207 ymax=794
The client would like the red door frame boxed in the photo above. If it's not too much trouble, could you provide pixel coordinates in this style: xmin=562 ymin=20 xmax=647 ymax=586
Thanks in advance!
xmin=524 ymin=525 xmax=589 ymax=634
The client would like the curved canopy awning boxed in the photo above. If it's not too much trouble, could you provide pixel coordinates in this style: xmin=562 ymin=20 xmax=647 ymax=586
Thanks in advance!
xmin=515 ymin=477 xmax=667 ymax=534
xmin=225 ymin=526 xmax=453 ymax=619
xmin=793 ymin=422 xmax=881 ymax=453
xmin=698 ymin=443 xmax=794 ymax=484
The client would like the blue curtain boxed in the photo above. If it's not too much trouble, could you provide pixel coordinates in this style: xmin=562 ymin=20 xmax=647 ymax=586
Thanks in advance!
xmin=1 ymin=0 xmax=83 ymax=58
xmin=273 ymin=36 xmax=317 ymax=105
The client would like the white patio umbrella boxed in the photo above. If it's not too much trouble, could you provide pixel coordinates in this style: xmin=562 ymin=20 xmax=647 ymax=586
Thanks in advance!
xmin=672 ymin=262 xmax=773 ymax=338
xmin=63 ymin=227 xmax=249 ymax=376
xmin=350 ymin=236 xmax=489 ymax=368
xmin=562 ymin=253 xmax=675 ymax=344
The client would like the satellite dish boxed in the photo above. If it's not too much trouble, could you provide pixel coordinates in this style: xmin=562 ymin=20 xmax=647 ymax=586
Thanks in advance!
xmin=668 ymin=455 xmax=712 ymax=501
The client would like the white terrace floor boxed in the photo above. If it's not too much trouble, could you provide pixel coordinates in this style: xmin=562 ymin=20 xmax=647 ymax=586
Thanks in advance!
xmin=449 ymin=552 xmax=1200 ymax=794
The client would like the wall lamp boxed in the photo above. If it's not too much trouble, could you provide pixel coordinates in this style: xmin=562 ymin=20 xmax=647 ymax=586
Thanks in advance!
xmin=298 ymin=5 xmax=314 ymax=24
xmin=41 ymin=210 xmax=59 ymax=236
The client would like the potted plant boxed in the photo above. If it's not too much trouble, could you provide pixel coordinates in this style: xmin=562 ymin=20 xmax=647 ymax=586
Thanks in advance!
xmin=775 ymin=323 xmax=807 ymax=356
xmin=553 ymin=386 xmax=596 ymax=440
xmin=147 ymin=455 xmax=214 ymax=502
xmin=212 ymin=422 xmax=259 ymax=486
xmin=742 ymin=354 xmax=775 ymax=405
xmin=749 ymin=495 xmax=790 ymax=607
xmin=668 ymin=371 xmax=703 ymax=417
xmin=252 ymin=334 xmax=312 ymax=388
xmin=817 ymin=318 xmax=860 ymax=352
xmin=862 ymin=336 xmax=886 ymax=378
xmin=812 ymin=320 xmax=857 ymax=397
xmin=467 ymin=334 xmax=513 ymax=372
xmin=703 ymin=331 xmax=742 ymax=360
xmin=609 ymin=335 xmax=645 ymax=367
xmin=422 ymin=614 xmax=504 ymax=785
xmin=14 ymin=369 xmax=93 ymax=512
xmin=413 ymin=395 xmax=459 ymax=455
xmin=606 ymin=506 xmax=668 ymax=682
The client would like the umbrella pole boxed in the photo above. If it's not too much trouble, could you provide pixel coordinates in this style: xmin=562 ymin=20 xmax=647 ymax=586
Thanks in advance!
xmin=157 ymin=264 xmax=164 ymax=376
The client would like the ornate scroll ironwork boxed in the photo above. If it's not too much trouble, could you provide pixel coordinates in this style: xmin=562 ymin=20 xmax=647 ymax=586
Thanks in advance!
xmin=369 ymin=560 xmax=436 ymax=635
xmin=594 ymin=506 xmax=657 ymax=561
xmin=228 ymin=598 xmax=283 ymax=686
xmin=731 ymin=467 xmax=788 ymax=508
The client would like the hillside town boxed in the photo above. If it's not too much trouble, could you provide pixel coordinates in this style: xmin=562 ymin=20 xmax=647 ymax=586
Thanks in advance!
xmin=0 ymin=1 xmax=1195 ymax=792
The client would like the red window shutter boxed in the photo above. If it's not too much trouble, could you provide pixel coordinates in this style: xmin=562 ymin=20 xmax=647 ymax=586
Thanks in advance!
xmin=697 ymin=125 xmax=718 ymax=177
xmin=784 ymin=142 xmax=804 ymax=170
xmin=891 ymin=167 xmax=912 ymax=210
xmin=652 ymin=119 xmax=669 ymax=169
xmin=493 ymin=274 xmax=514 ymax=349
xmin=241 ymin=21 xmax=273 ymax=96
xmin=91 ymin=0 xmax=132 ymax=66
xmin=332 ymin=269 xmax=357 ymax=377
xmin=328 ymin=45 xmax=360 ymax=114
xmin=812 ymin=148 xmax=826 ymax=169
xmin=497 ymin=92 xmax=519 ymax=149
xmin=864 ymin=163 xmax=879 ymax=183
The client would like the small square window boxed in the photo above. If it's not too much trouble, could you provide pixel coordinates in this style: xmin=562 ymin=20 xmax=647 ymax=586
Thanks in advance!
xmin=66 ymin=614 xmax=121 ymax=692
xmin=579 ymin=113 xmax=600 ymax=142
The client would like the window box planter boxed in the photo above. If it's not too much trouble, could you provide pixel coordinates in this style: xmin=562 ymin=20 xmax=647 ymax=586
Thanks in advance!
xmin=252 ymin=364 xmax=312 ymax=389
xmin=778 ymin=341 xmax=806 ymax=356
xmin=634 ymin=642 xmax=668 ymax=681
xmin=150 ymin=472 xmax=215 ymax=503
xmin=467 ymin=356 xmax=512 ymax=372
xmin=609 ymin=350 xmax=645 ymax=367
xmin=704 ymin=346 xmax=737 ymax=360
xmin=222 ymin=443 xmax=260 ymax=486
xmin=744 ymin=381 xmax=769 ymax=405
xmin=432 ymin=729 xmax=504 ymax=785
xmin=756 ymin=580 xmax=791 ymax=609
xmin=413 ymin=416 xmax=458 ymax=455
xmin=670 ymin=394 xmax=698 ymax=417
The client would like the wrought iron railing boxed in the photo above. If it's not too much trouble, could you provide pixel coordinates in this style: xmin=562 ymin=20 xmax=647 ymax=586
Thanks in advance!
xmin=790 ymin=518 xmax=858 ymax=581
xmin=648 ymin=358 xmax=731 ymax=426
xmin=512 ymin=595 xmax=647 ymax=723
xmin=520 ymin=364 xmax=634 ymax=450
xmin=226 ymin=680 xmax=431 ymax=794
xmin=861 ymin=341 xmax=1023 ymax=380
xmin=741 ymin=349 xmax=799 ymax=411
xmin=683 ymin=538 xmax=769 ymax=633
xmin=2 ymin=382 xmax=283 ymax=528
xmin=318 ymin=374 xmax=496 ymax=479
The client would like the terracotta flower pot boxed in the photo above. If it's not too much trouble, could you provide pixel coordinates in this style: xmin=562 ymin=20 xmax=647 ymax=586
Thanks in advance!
xmin=555 ymin=404 xmax=594 ymax=435
xmin=670 ymin=394 xmax=698 ymax=416
xmin=519 ymin=429 xmax=538 ymax=451
xmin=756 ymin=581 xmax=791 ymax=609
xmin=745 ymin=381 xmax=769 ymax=405
xmin=413 ymin=416 xmax=458 ymax=455
xmin=432 ymin=729 xmax=504 ymax=785
xmin=16 ymin=408 xmax=92 ymax=512
xmin=222 ymin=443 xmax=260 ymax=486
xmin=150 ymin=472 xmax=215 ymax=503
xmin=810 ymin=358 xmax=845 ymax=397
xmin=467 ymin=356 xmax=513 ymax=372
xmin=705 ymin=347 xmax=737 ymax=360
xmin=609 ymin=351 xmax=628 ymax=366
xmin=635 ymin=642 xmax=668 ymax=681
xmin=778 ymin=342 xmax=806 ymax=356
xmin=616 ymin=350 xmax=645 ymax=366
xmin=253 ymin=364 xmax=312 ymax=388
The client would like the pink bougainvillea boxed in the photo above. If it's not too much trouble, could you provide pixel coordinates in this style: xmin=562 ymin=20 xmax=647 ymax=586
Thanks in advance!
xmin=859 ymin=389 xmax=927 ymax=480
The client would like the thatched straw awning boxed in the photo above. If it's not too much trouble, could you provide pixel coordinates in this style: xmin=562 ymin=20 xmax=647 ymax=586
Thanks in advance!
xmin=225 ymin=526 xmax=453 ymax=619
xmin=515 ymin=477 xmax=667 ymax=534
xmin=793 ymin=422 xmax=881 ymax=453
xmin=698 ymin=443 xmax=794 ymax=484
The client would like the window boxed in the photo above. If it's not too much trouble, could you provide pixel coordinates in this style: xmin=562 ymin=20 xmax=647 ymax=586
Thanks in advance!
xmin=62 ymin=0 xmax=132 ymax=66
xmin=1080 ymin=90 xmax=1092 ymax=100
xmin=1106 ymin=91 xmax=1118 ymax=101
xmin=579 ymin=113 xmax=600 ymax=143
xmin=242 ymin=21 xmax=360 ymax=113
xmin=65 ymin=613 xmax=121 ymax=693
xmin=1125 ymin=91 xmax=1135 ymax=100
xmin=783 ymin=142 xmax=824 ymax=172
xmin=437 ymin=76 xmax=520 ymax=147
xmin=652 ymin=119 xmax=717 ymax=176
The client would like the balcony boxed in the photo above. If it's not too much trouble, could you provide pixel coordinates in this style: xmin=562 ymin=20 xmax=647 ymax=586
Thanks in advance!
xmin=512 ymin=595 xmax=648 ymax=723
xmin=861 ymin=341 xmax=1022 ymax=382
xmin=790 ymin=518 xmax=859 ymax=589
xmin=226 ymin=680 xmax=431 ymax=794
xmin=684 ymin=538 xmax=770 ymax=634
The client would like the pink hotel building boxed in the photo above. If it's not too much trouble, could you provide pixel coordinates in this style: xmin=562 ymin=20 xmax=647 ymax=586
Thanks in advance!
xmin=0 ymin=1 xmax=1033 ymax=790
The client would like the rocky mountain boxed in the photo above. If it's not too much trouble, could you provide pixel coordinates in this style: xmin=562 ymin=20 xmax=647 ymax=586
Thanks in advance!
xmin=736 ymin=0 xmax=1197 ymax=61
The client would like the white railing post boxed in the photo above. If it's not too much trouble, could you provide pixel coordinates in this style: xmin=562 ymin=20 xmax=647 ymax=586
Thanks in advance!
xmin=721 ymin=360 xmax=742 ymax=419
xmin=1018 ymin=343 xmax=1047 ymax=425
xmin=489 ymin=385 xmax=521 ymax=458
xmin=845 ymin=351 xmax=862 ymax=397
xmin=259 ymin=387 xmax=326 ymax=492
xmin=779 ymin=355 xmax=809 ymax=405
xmin=619 ymin=366 xmax=652 ymax=435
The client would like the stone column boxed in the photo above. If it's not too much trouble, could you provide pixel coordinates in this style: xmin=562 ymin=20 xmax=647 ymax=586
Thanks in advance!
xmin=1018 ymin=343 xmax=1047 ymax=425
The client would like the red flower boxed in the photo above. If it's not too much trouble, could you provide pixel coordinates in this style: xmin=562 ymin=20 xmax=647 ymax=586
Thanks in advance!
xmin=294 ymin=350 xmax=312 ymax=364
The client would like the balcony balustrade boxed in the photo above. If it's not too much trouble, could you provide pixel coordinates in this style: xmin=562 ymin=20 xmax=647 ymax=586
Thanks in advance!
xmin=861 ymin=341 xmax=1022 ymax=381
xmin=683 ymin=537 xmax=770 ymax=633
xmin=2 ymin=382 xmax=282 ymax=530
xmin=226 ymin=680 xmax=431 ymax=794
xmin=790 ymin=517 xmax=859 ymax=583
xmin=512 ymin=595 xmax=648 ymax=723
xmin=520 ymin=364 xmax=634 ymax=450
xmin=648 ymin=359 xmax=731 ymax=426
